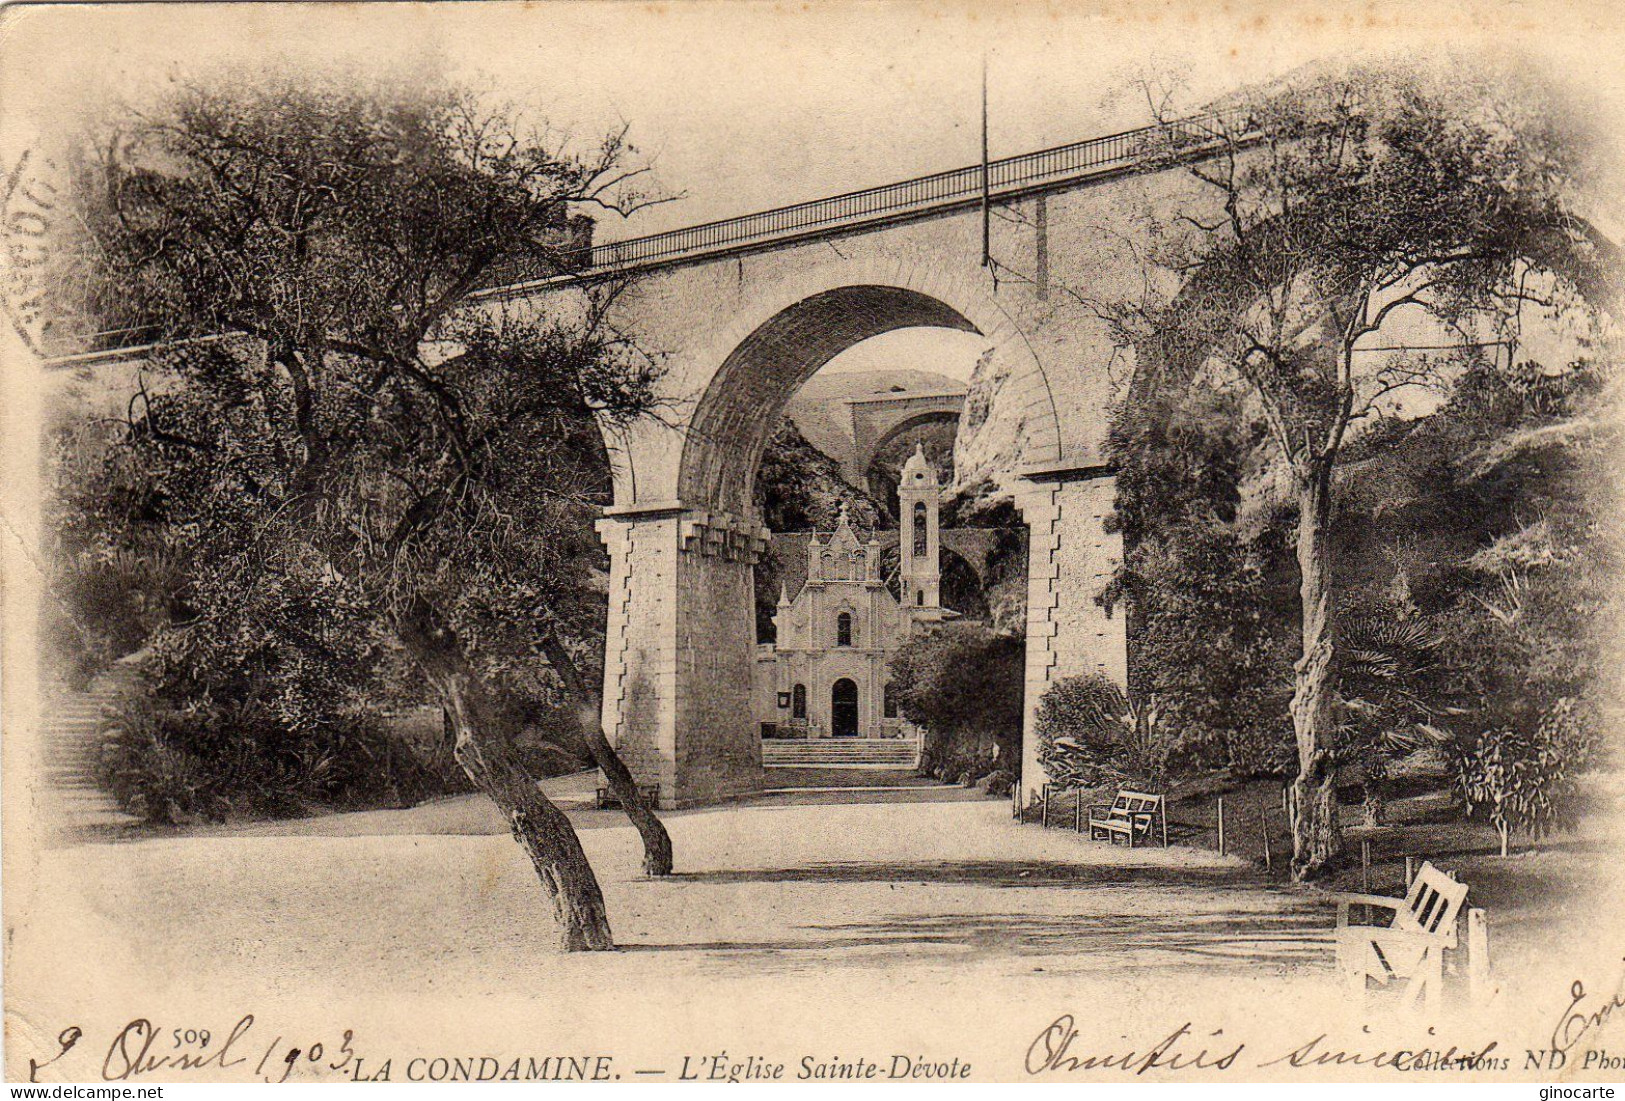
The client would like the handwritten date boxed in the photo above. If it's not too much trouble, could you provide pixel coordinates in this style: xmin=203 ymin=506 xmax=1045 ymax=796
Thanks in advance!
xmin=32 ymin=1015 xmax=360 ymax=1083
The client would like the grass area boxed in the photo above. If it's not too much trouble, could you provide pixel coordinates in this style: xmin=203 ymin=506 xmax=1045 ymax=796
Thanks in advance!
xmin=1021 ymin=761 xmax=1625 ymax=995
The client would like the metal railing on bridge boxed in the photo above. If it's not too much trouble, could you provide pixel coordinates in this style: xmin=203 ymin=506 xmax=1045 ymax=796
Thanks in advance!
xmin=556 ymin=110 xmax=1249 ymax=278
xmin=38 ymin=110 xmax=1253 ymax=360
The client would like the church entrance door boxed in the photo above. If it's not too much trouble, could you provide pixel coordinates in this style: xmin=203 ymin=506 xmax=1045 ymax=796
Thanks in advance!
xmin=831 ymin=678 xmax=859 ymax=738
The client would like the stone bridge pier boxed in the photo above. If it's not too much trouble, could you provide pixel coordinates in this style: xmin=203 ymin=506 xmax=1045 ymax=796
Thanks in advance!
xmin=1012 ymin=465 xmax=1127 ymax=807
xmin=596 ymin=506 xmax=770 ymax=808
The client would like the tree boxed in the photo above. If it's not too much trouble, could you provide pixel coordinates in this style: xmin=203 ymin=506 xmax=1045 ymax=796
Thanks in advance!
xmin=59 ymin=70 xmax=675 ymax=948
xmin=888 ymin=623 xmax=1023 ymax=783
xmin=1458 ymin=699 xmax=1595 ymax=857
xmin=1103 ymin=380 xmax=1297 ymax=780
xmin=1093 ymin=61 xmax=1618 ymax=878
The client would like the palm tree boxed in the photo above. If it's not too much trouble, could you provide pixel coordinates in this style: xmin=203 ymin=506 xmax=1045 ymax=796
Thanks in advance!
xmin=1336 ymin=612 xmax=1453 ymax=826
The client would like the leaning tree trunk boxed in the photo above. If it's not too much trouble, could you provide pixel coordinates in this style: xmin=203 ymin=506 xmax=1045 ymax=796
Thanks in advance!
xmin=1289 ymin=463 xmax=1344 ymax=881
xmin=539 ymin=634 xmax=674 ymax=877
xmin=399 ymin=599 xmax=614 ymax=951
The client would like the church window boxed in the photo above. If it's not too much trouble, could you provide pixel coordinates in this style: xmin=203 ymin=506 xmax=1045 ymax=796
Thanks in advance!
xmin=912 ymin=502 xmax=928 ymax=557
xmin=836 ymin=612 xmax=852 ymax=647
xmin=791 ymin=683 xmax=807 ymax=718
xmin=916 ymin=589 xmax=924 ymax=606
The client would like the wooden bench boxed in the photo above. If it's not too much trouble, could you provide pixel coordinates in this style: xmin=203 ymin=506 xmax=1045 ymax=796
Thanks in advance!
xmin=1334 ymin=860 xmax=1469 ymax=1014
xmin=1087 ymin=789 xmax=1167 ymax=848
xmin=595 ymin=783 xmax=661 ymax=810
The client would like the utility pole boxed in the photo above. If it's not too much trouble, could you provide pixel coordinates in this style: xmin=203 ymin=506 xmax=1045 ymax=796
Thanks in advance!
xmin=980 ymin=52 xmax=991 ymax=268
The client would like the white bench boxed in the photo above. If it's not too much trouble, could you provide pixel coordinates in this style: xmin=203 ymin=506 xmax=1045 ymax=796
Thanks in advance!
xmin=1334 ymin=860 xmax=1469 ymax=1014
xmin=1087 ymin=789 xmax=1167 ymax=848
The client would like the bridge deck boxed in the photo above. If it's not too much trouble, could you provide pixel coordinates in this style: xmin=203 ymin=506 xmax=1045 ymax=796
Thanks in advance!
xmin=475 ymin=110 xmax=1245 ymax=293
xmin=40 ymin=110 xmax=1249 ymax=362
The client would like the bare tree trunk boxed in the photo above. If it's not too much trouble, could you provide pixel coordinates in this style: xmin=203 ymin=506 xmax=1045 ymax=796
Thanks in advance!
xmin=399 ymin=599 xmax=614 ymax=951
xmin=539 ymin=633 xmax=674 ymax=877
xmin=1289 ymin=463 xmax=1344 ymax=880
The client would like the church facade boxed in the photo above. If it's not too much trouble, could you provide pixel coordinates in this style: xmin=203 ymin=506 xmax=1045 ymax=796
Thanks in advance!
xmin=752 ymin=446 xmax=951 ymax=740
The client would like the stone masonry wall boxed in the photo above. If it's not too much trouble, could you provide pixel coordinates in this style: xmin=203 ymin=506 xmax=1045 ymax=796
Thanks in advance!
xmin=1015 ymin=473 xmax=1126 ymax=807
xmin=596 ymin=510 xmax=682 ymax=800
xmin=672 ymin=509 xmax=767 ymax=806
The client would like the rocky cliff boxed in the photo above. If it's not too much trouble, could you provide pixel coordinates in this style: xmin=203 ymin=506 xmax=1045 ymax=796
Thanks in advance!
xmin=946 ymin=346 xmax=1023 ymax=516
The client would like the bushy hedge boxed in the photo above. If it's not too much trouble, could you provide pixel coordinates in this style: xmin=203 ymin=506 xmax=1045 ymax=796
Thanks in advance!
xmin=889 ymin=623 xmax=1023 ymax=787
xmin=1035 ymin=673 xmax=1170 ymax=789
xmin=1103 ymin=383 xmax=1299 ymax=782
xmin=96 ymin=682 xmax=602 ymax=826
xmin=97 ymin=694 xmax=464 ymax=824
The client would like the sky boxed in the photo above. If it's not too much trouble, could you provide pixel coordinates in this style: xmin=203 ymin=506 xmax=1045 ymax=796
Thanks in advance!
xmin=9 ymin=1 xmax=1623 ymax=232
xmin=2 ymin=3 xmax=1313 ymax=233
xmin=3 ymin=0 xmax=1621 ymax=384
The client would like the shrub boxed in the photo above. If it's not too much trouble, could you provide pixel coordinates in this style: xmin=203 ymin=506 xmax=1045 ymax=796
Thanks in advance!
xmin=98 ymin=699 xmax=226 ymax=824
xmin=1035 ymin=674 xmax=1169 ymax=789
xmin=45 ymin=433 xmax=189 ymax=686
xmin=1103 ymin=381 xmax=1299 ymax=782
xmin=97 ymin=692 xmax=465 ymax=824
xmin=1337 ymin=610 xmax=1453 ymax=825
xmin=1455 ymin=697 xmax=1594 ymax=855
xmin=1221 ymin=721 xmax=1297 ymax=779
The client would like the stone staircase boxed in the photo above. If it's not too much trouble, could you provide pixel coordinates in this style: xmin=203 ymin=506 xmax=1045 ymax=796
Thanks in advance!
xmin=39 ymin=660 xmax=144 ymax=836
xmin=762 ymin=737 xmax=921 ymax=769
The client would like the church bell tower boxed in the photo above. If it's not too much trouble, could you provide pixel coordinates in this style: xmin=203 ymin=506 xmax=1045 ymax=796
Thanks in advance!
xmin=898 ymin=444 xmax=943 ymax=624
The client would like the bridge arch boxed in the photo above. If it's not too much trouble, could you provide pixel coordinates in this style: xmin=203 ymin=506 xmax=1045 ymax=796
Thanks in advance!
xmin=592 ymin=254 xmax=1069 ymax=515
xmin=677 ymin=284 xmax=979 ymax=516
xmin=596 ymin=258 xmax=1126 ymax=809
xmin=849 ymin=401 xmax=964 ymax=490
xmin=669 ymin=261 xmax=1065 ymax=517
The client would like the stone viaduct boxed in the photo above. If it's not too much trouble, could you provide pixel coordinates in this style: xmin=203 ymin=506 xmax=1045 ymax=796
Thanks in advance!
xmin=466 ymin=116 xmax=1238 ymax=809
xmin=43 ymin=114 xmax=1241 ymax=811
xmin=840 ymin=388 xmax=965 ymax=488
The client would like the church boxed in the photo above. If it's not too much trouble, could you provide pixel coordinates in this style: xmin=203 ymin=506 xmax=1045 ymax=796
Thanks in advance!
xmin=752 ymin=445 xmax=954 ymax=740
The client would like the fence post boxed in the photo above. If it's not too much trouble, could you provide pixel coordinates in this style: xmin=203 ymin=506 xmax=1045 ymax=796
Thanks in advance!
xmin=1361 ymin=840 xmax=1372 ymax=894
xmin=1041 ymin=785 xmax=1051 ymax=830
xmin=1074 ymin=792 xmax=1083 ymax=834
xmin=1405 ymin=855 xmax=1417 ymax=890
xmin=1467 ymin=908 xmax=1492 ymax=1006
xmin=1261 ymin=795 xmax=1272 ymax=873
xmin=1217 ymin=796 xmax=1227 ymax=857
